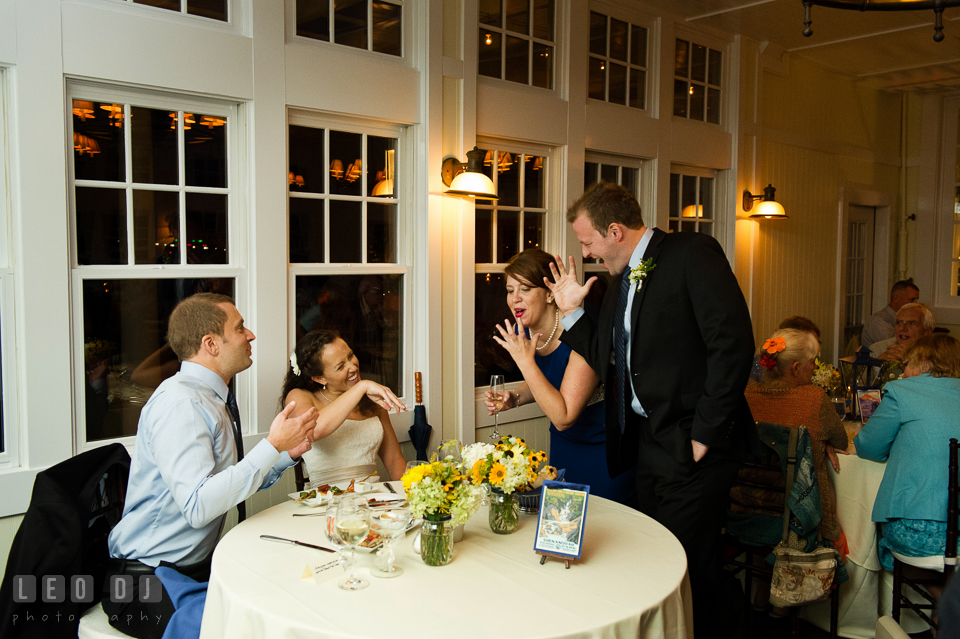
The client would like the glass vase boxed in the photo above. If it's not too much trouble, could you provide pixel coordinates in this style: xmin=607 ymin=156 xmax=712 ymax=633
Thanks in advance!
xmin=488 ymin=490 xmax=520 ymax=534
xmin=420 ymin=516 xmax=454 ymax=566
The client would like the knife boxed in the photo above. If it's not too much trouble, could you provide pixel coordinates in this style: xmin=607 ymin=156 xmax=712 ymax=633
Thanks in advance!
xmin=385 ymin=482 xmax=397 ymax=494
xmin=260 ymin=535 xmax=336 ymax=553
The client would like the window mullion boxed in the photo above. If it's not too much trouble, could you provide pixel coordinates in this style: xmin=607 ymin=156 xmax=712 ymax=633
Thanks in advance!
xmin=324 ymin=129 xmax=331 ymax=265
xmin=123 ymin=104 xmax=135 ymax=266
xmin=178 ymin=110 xmax=187 ymax=265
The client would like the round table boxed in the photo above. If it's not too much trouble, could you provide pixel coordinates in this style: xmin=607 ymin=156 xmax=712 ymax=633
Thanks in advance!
xmin=199 ymin=492 xmax=692 ymax=639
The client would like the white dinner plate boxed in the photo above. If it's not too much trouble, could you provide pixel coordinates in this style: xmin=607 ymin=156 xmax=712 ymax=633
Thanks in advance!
xmin=362 ymin=493 xmax=406 ymax=507
xmin=356 ymin=519 xmax=421 ymax=552
xmin=287 ymin=492 xmax=330 ymax=508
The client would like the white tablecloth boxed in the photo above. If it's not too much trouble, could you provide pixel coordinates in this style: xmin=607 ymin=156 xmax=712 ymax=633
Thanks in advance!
xmin=800 ymin=450 xmax=928 ymax=637
xmin=199 ymin=493 xmax=692 ymax=639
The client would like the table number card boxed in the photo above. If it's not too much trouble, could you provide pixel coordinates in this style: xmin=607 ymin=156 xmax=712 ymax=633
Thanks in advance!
xmin=533 ymin=481 xmax=589 ymax=564
xmin=300 ymin=557 xmax=342 ymax=584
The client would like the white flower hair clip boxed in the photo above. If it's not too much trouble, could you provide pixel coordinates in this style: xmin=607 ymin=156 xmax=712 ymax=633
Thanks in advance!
xmin=289 ymin=351 xmax=301 ymax=376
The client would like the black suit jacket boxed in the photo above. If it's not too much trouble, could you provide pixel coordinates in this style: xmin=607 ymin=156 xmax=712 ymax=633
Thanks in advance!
xmin=562 ymin=229 xmax=758 ymax=475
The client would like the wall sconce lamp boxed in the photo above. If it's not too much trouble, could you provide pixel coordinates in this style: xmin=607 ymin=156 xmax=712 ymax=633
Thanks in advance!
xmin=441 ymin=146 xmax=499 ymax=199
xmin=743 ymin=184 xmax=787 ymax=219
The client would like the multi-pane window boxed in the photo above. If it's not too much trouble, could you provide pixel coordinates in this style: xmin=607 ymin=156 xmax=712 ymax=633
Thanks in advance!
xmin=668 ymin=170 xmax=715 ymax=235
xmin=296 ymin=0 xmax=403 ymax=57
xmin=69 ymin=87 xmax=238 ymax=446
xmin=475 ymin=149 xmax=547 ymax=387
xmin=479 ymin=0 xmax=555 ymax=89
xmin=588 ymin=12 xmax=647 ymax=109
xmin=673 ymin=39 xmax=722 ymax=124
xmin=119 ymin=0 xmax=227 ymax=21
xmin=288 ymin=119 xmax=404 ymax=392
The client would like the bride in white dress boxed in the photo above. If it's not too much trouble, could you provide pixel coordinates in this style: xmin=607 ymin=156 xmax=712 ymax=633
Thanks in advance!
xmin=281 ymin=330 xmax=407 ymax=488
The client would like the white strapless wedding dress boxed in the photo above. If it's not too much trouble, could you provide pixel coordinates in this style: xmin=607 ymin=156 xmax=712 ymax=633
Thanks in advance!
xmin=301 ymin=415 xmax=383 ymax=488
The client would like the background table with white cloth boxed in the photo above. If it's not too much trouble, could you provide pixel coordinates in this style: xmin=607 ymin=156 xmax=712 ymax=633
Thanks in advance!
xmin=199 ymin=494 xmax=693 ymax=639
xmin=801 ymin=427 xmax=929 ymax=638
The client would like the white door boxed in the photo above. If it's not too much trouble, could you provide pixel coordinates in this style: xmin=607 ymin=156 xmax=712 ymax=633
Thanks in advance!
xmin=840 ymin=205 xmax=876 ymax=355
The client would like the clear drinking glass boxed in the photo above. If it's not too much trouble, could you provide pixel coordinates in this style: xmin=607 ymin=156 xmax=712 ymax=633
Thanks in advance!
xmin=488 ymin=374 xmax=505 ymax=440
xmin=335 ymin=495 xmax=371 ymax=591
xmin=369 ymin=504 xmax=413 ymax=578
xmin=405 ymin=460 xmax=428 ymax=474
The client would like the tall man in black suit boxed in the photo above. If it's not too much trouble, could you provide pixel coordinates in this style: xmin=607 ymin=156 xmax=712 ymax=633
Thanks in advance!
xmin=548 ymin=183 xmax=758 ymax=637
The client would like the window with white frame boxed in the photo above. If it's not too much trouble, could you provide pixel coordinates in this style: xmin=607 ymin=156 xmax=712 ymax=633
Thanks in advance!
xmin=288 ymin=116 xmax=405 ymax=393
xmin=0 ymin=69 xmax=16 ymax=466
xmin=668 ymin=167 xmax=715 ymax=235
xmin=117 ymin=0 xmax=228 ymax=21
xmin=588 ymin=11 xmax=647 ymax=109
xmin=478 ymin=0 xmax=555 ymax=89
xmin=475 ymin=146 xmax=547 ymax=387
xmin=69 ymin=85 xmax=240 ymax=447
xmin=673 ymin=39 xmax=722 ymax=124
xmin=296 ymin=0 xmax=403 ymax=56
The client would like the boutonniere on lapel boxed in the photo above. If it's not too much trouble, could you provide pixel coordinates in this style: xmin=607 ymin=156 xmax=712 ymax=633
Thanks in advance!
xmin=627 ymin=258 xmax=657 ymax=290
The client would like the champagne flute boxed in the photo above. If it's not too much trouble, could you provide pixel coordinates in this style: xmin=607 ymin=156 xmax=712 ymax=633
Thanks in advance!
xmin=335 ymin=495 xmax=371 ymax=591
xmin=369 ymin=504 xmax=413 ymax=578
xmin=488 ymin=375 xmax=505 ymax=440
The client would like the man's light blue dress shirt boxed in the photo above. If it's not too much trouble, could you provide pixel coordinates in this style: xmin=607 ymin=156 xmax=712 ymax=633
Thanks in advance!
xmin=108 ymin=361 xmax=295 ymax=566
xmin=562 ymin=227 xmax=654 ymax=418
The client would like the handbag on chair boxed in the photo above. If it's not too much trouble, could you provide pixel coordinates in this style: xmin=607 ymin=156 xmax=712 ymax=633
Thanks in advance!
xmin=769 ymin=428 xmax=837 ymax=608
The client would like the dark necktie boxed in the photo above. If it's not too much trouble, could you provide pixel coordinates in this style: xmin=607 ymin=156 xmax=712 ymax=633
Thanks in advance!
xmin=614 ymin=268 xmax=631 ymax=433
xmin=226 ymin=390 xmax=246 ymax=522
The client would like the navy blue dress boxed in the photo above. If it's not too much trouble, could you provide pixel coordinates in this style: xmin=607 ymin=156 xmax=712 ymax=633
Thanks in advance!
xmin=535 ymin=342 xmax=636 ymax=507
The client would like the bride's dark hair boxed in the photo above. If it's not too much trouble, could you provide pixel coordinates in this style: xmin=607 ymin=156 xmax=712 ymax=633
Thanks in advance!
xmin=279 ymin=330 xmax=377 ymax=417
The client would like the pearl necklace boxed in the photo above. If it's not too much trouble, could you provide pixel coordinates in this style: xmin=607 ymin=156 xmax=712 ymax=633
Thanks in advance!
xmin=536 ymin=308 xmax=560 ymax=352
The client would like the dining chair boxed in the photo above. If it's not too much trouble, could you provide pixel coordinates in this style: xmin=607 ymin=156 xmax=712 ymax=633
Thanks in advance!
xmin=875 ymin=615 xmax=911 ymax=639
xmin=890 ymin=437 xmax=959 ymax=631
xmin=723 ymin=421 xmax=840 ymax=639
xmin=294 ymin=457 xmax=307 ymax=492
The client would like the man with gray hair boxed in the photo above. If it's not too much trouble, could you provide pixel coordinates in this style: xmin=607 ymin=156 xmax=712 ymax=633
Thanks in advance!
xmin=104 ymin=293 xmax=318 ymax=638
xmin=861 ymin=279 xmax=920 ymax=350
xmin=870 ymin=302 xmax=935 ymax=361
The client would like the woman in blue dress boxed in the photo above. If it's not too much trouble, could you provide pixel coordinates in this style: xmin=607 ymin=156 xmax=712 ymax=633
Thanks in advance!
xmin=485 ymin=249 xmax=636 ymax=506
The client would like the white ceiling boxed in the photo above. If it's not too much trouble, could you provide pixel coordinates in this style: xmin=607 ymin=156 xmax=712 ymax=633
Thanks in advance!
xmin=645 ymin=0 xmax=960 ymax=91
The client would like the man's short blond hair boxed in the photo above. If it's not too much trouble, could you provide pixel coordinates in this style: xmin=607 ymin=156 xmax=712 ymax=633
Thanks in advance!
xmin=166 ymin=293 xmax=235 ymax=361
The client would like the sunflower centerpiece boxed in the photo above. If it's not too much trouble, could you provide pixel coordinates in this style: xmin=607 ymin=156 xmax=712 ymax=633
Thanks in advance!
xmin=461 ymin=436 xmax=549 ymax=534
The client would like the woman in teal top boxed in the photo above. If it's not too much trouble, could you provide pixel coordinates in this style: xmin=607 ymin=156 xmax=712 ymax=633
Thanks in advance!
xmin=854 ymin=334 xmax=960 ymax=579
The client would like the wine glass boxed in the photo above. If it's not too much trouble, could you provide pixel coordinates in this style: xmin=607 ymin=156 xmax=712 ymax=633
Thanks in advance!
xmin=436 ymin=439 xmax=463 ymax=462
xmin=488 ymin=375 xmax=505 ymax=440
xmin=369 ymin=504 xmax=413 ymax=578
xmin=335 ymin=495 xmax=371 ymax=591
xmin=325 ymin=495 xmax=347 ymax=565
xmin=405 ymin=460 xmax=428 ymax=474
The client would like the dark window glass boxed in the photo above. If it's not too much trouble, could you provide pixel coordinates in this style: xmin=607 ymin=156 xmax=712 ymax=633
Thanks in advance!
xmin=134 ymin=0 xmax=179 ymax=10
xmin=691 ymin=44 xmax=707 ymax=83
xmin=476 ymin=149 xmax=496 ymax=205
xmin=335 ymin=0 xmax=367 ymax=50
xmin=186 ymin=193 xmax=228 ymax=264
xmin=609 ymin=63 xmax=626 ymax=105
xmin=669 ymin=219 xmax=679 ymax=233
xmin=600 ymin=164 xmax=617 ymax=184
xmin=700 ymin=177 xmax=714 ymax=220
xmin=609 ymin=18 xmax=628 ymax=61
xmin=367 ymin=136 xmax=397 ymax=199
xmin=497 ymin=211 xmax=519 ymax=261
xmin=629 ymin=68 xmax=645 ymax=109
xmin=289 ymin=125 xmax=326 ymax=195
xmin=367 ymin=203 xmax=396 ymax=263
xmin=523 ymin=212 xmax=543 ymax=251
xmin=707 ymin=88 xmax=721 ymax=124
xmin=523 ymin=155 xmax=544 ymax=208
xmin=329 ymin=200 xmax=362 ymax=263
xmin=294 ymin=274 xmax=402 ymax=391
xmin=475 ymin=273 xmax=521 ymax=387
xmin=297 ymin=0 xmax=330 ymax=41
xmin=669 ymin=173 xmax=680 ymax=217
xmin=681 ymin=175 xmax=698 ymax=219
xmin=131 ymin=107 xmax=178 ymax=185
xmin=82 ymin=279 xmax=234 ymax=442
xmin=505 ymin=0 xmax=529 ymax=34
xmin=588 ymin=57 xmax=605 ymax=100
xmin=479 ymin=30 xmax=503 ymax=79
xmin=631 ymin=25 xmax=647 ymax=67
xmin=708 ymin=49 xmax=722 ymax=87
xmin=188 ymin=0 xmax=227 ymax=20
xmin=589 ymin=12 xmax=606 ymax=56
xmin=698 ymin=222 xmax=713 ymax=236
xmin=73 ymin=101 xmax=125 ymax=182
xmin=497 ymin=153 xmax=520 ymax=207
xmin=675 ymin=40 xmax=689 ymax=78
xmin=476 ymin=209 xmax=493 ymax=263
xmin=289 ymin=197 xmax=325 ymax=263
xmin=622 ymin=167 xmax=638 ymax=194
xmin=505 ymin=36 xmax=528 ymax=84
xmin=76 ymin=187 xmax=127 ymax=265
xmin=532 ymin=0 xmax=553 ymax=40
xmin=531 ymin=42 xmax=552 ymax=89
xmin=584 ymin=162 xmax=598 ymax=190
xmin=372 ymin=2 xmax=401 ymax=55
xmin=673 ymin=80 xmax=688 ymax=117
xmin=185 ymin=112 xmax=227 ymax=188
xmin=133 ymin=190 xmax=179 ymax=265
xmin=479 ymin=0 xmax=502 ymax=27
xmin=329 ymin=130 xmax=363 ymax=197
xmin=681 ymin=220 xmax=696 ymax=233
xmin=690 ymin=84 xmax=705 ymax=121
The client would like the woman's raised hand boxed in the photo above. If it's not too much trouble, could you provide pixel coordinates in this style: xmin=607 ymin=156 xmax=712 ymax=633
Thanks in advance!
xmin=546 ymin=255 xmax=595 ymax=316
xmin=363 ymin=380 xmax=407 ymax=413
xmin=493 ymin=316 xmax=538 ymax=367
xmin=484 ymin=386 xmax=516 ymax=416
